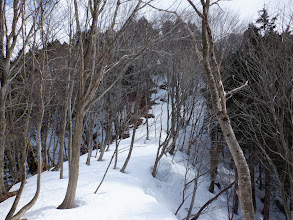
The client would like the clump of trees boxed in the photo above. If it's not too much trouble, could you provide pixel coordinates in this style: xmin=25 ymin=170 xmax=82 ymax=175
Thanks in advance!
xmin=222 ymin=7 xmax=293 ymax=220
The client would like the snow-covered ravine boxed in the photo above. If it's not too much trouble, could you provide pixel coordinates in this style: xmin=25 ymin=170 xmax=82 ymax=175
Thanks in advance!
xmin=1 ymin=90 xmax=235 ymax=220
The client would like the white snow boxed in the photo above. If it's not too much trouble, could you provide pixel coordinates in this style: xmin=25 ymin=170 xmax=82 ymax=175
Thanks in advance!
xmin=0 ymin=88 xmax=239 ymax=220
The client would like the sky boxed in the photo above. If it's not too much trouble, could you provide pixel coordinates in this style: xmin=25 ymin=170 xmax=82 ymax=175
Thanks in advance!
xmin=156 ymin=0 xmax=292 ymax=22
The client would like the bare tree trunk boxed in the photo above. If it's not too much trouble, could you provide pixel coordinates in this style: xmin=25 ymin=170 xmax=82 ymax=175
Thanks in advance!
xmin=59 ymin=110 xmax=68 ymax=179
xmin=5 ymin=75 xmax=33 ymax=219
xmin=86 ymin=113 xmax=94 ymax=165
xmin=67 ymin=79 xmax=74 ymax=170
xmin=120 ymin=115 xmax=138 ymax=173
xmin=94 ymin=148 xmax=117 ymax=194
xmin=145 ymin=92 xmax=150 ymax=140
xmin=52 ymin=137 xmax=59 ymax=166
xmin=185 ymin=1 xmax=255 ymax=219
xmin=52 ymin=106 xmax=67 ymax=179
xmin=42 ymin=110 xmax=50 ymax=171
xmin=280 ymin=175 xmax=291 ymax=220
xmin=8 ymin=91 xmax=43 ymax=219
xmin=249 ymin=152 xmax=256 ymax=210
xmin=262 ymin=166 xmax=270 ymax=220
xmin=98 ymin=133 xmax=106 ymax=161
xmin=191 ymin=181 xmax=235 ymax=220
xmin=290 ymin=168 xmax=293 ymax=220
xmin=8 ymin=77 xmax=44 ymax=219
xmin=208 ymin=127 xmax=219 ymax=193
xmin=66 ymin=15 xmax=74 ymax=168
xmin=0 ymin=63 xmax=9 ymax=197
xmin=259 ymin=163 xmax=263 ymax=190
xmin=152 ymin=133 xmax=171 ymax=177
xmin=186 ymin=173 xmax=199 ymax=220
xmin=57 ymin=110 xmax=84 ymax=209
xmin=219 ymin=121 xmax=254 ymax=218
xmin=232 ymin=170 xmax=239 ymax=215
xmin=114 ymin=137 xmax=119 ymax=169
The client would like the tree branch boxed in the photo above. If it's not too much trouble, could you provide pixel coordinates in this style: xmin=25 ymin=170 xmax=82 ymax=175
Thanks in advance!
xmin=147 ymin=3 xmax=203 ymax=61
xmin=190 ymin=181 xmax=235 ymax=220
xmin=225 ymin=81 xmax=248 ymax=98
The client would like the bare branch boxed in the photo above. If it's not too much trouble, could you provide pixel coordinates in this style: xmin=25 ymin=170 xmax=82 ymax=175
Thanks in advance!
xmin=190 ymin=181 xmax=235 ymax=220
xmin=225 ymin=81 xmax=248 ymax=98
xmin=147 ymin=3 xmax=203 ymax=60
xmin=187 ymin=0 xmax=203 ymax=19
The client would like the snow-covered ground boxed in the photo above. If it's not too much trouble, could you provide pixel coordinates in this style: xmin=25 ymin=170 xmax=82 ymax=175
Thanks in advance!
xmin=0 ymin=88 xmax=246 ymax=220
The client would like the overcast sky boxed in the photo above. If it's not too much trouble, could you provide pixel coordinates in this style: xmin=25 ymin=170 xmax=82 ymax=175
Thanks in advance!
xmin=155 ymin=0 xmax=292 ymax=22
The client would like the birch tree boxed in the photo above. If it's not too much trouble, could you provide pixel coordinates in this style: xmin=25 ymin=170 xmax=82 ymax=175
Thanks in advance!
xmin=184 ymin=1 xmax=255 ymax=219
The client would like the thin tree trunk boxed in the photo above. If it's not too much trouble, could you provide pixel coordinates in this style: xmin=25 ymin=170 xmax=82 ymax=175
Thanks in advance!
xmin=52 ymin=106 xmax=67 ymax=179
xmin=47 ymin=126 xmax=54 ymax=167
xmin=0 ymin=64 xmax=8 ymax=197
xmin=145 ymin=94 xmax=149 ymax=140
xmin=232 ymin=170 xmax=239 ymax=215
xmin=5 ymin=99 xmax=33 ymax=219
xmin=7 ymin=147 xmax=16 ymax=183
xmin=259 ymin=162 xmax=263 ymax=190
xmin=59 ymin=109 xmax=67 ymax=179
xmin=94 ymin=148 xmax=117 ymax=194
xmin=114 ymin=137 xmax=119 ymax=169
xmin=262 ymin=166 xmax=270 ymax=220
xmin=52 ymin=137 xmax=59 ymax=166
xmin=191 ymin=181 xmax=234 ymax=220
xmin=290 ymin=167 xmax=293 ymax=220
xmin=249 ymin=152 xmax=256 ymax=210
xmin=209 ymin=128 xmax=219 ymax=193
xmin=98 ymin=137 xmax=106 ymax=161
xmin=67 ymin=79 xmax=74 ymax=170
xmin=42 ymin=110 xmax=50 ymax=171
xmin=86 ymin=113 xmax=94 ymax=165
xmin=7 ymin=86 xmax=43 ymax=220
xmin=120 ymin=115 xmax=138 ymax=173
xmin=186 ymin=173 xmax=199 ymax=220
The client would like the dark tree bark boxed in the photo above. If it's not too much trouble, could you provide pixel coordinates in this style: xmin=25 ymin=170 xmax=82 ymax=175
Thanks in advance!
xmin=232 ymin=170 xmax=239 ymax=215
xmin=262 ymin=166 xmax=270 ymax=220
xmin=249 ymin=152 xmax=256 ymax=210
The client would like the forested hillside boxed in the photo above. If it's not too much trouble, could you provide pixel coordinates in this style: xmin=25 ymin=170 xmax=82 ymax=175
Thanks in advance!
xmin=0 ymin=0 xmax=292 ymax=220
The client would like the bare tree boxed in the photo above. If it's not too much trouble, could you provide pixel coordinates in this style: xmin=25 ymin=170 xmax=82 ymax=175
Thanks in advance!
xmin=184 ymin=1 xmax=255 ymax=219
xmin=0 ymin=0 xmax=38 ymax=197
xmin=57 ymin=0 xmax=151 ymax=209
xmin=5 ymin=0 xmax=56 ymax=217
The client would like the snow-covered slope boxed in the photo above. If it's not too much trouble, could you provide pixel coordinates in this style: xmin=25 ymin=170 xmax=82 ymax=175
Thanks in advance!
xmin=0 ymin=89 xmax=234 ymax=220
